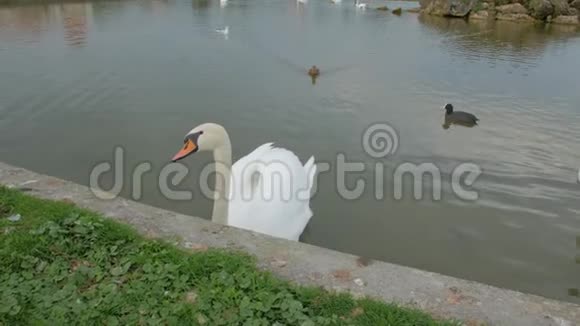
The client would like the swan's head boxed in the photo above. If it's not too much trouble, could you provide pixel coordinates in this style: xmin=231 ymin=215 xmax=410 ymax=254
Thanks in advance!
xmin=171 ymin=123 xmax=227 ymax=162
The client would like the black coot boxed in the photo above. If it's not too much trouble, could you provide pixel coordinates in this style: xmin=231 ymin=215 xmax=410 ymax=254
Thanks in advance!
xmin=443 ymin=103 xmax=479 ymax=127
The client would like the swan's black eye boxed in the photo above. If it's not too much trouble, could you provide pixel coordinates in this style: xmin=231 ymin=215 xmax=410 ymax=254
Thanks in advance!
xmin=199 ymin=131 xmax=204 ymax=135
xmin=185 ymin=131 xmax=203 ymax=144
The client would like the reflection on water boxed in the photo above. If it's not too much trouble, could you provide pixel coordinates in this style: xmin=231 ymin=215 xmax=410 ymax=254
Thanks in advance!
xmin=419 ymin=14 xmax=580 ymax=54
xmin=1 ymin=0 xmax=580 ymax=303
xmin=442 ymin=119 xmax=477 ymax=129
xmin=191 ymin=0 xmax=211 ymax=10
xmin=418 ymin=14 xmax=580 ymax=79
xmin=0 ymin=2 xmax=92 ymax=47
xmin=0 ymin=5 xmax=49 ymax=43
xmin=62 ymin=3 xmax=91 ymax=47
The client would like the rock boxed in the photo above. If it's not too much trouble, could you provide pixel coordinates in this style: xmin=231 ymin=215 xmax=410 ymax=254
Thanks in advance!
xmin=270 ymin=258 xmax=288 ymax=268
xmin=481 ymin=2 xmax=489 ymax=9
xmin=356 ymin=256 xmax=374 ymax=267
xmin=496 ymin=3 xmax=528 ymax=14
xmin=495 ymin=0 xmax=527 ymax=5
xmin=353 ymin=278 xmax=365 ymax=286
xmin=392 ymin=7 xmax=403 ymax=15
xmin=183 ymin=242 xmax=208 ymax=252
xmin=569 ymin=8 xmax=578 ymax=14
xmin=496 ymin=13 xmax=536 ymax=21
xmin=526 ymin=0 xmax=570 ymax=19
xmin=407 ymin=7 xmax=422 ymax=13
xmin=7 ymin=214 xmax=21 ymax=222
xmin=552 ymin=0 xmax=571 ymax=16
xmin=331 ymin=269 xmax=353 ymax=281
xmin=185 ymin=290 xmax=198 ymax=304
xmin=529 ymin=0 xmax=555 ymax=20
xmin=419 ymin=0 xmax=478 ymax=17
xmin=551 ymin=14 xmax=580 ymax=23
xmin=470 ymin=10 xmax=491 ymax=19
xmin=494 ymin=4 xmax=535 ymax=21
xmin=376 ymin=5 xmax=389 ymax=10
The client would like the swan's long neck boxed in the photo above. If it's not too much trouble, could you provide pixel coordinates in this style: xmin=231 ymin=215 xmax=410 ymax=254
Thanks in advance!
xmin=211 ymin=135 xmax=232 ymax=225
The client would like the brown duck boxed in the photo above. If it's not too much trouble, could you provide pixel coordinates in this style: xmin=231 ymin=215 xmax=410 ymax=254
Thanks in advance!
xmin=308 ymin=65 xmax=320 ymax=77
xmin=308 ymin=65 xmax=320 ymax=84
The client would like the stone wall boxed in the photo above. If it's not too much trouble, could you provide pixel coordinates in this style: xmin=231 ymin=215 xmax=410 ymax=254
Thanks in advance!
xmin=1 ymin=161 xmax=579 ymax=325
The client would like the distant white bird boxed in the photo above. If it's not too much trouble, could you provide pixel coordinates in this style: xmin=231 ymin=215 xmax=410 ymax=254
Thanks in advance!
xmin=355 ymin=0 xmax=367 ymax=9
xmin=331 ymin=0 xmax=341 ymax=3
xmin=220 ymin=0 xmax=227 ymax=7
xmin=216 ymin=26 xmax=229 ymax=36
xmin=298 ymin=0 xmax=308 ymax=4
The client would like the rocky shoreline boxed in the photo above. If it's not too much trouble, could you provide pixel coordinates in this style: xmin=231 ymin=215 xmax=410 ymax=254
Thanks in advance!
xmin=419 ymin=0 xmax=580 ymax=25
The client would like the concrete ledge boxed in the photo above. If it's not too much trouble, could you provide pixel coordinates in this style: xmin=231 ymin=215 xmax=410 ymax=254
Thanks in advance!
xmin=0 ymin=161 xmax=578 ymax=326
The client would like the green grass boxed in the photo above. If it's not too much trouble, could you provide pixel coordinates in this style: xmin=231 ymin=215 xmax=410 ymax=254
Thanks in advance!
xmin=0 ymin=186 xmax=457 ymax=325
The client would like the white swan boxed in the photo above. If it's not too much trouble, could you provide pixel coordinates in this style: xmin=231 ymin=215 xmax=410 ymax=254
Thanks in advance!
xmin=216 ymin=26 xmax=229 ymax=36
xmin=220 ymin=0 xmax=227 ymax=8
xmin=355 ymin=0 xmax=367 ymax=9
xmin=171 ymin=123 xmax=317 ymax=241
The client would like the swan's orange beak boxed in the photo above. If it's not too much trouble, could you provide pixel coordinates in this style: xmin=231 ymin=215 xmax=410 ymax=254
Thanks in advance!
xmin=172 ymin=139 xmax=197 ymax=162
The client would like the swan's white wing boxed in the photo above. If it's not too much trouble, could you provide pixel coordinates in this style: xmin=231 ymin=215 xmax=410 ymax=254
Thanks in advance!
xmin=228 ymin=143 xmax=316 ymax=241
